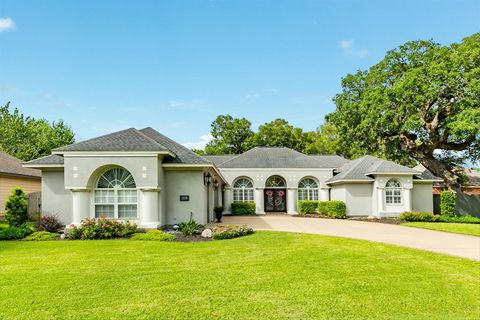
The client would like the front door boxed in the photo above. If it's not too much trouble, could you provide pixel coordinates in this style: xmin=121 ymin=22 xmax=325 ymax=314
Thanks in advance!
xmin=264 ymin=189 xmax=286 ymax=212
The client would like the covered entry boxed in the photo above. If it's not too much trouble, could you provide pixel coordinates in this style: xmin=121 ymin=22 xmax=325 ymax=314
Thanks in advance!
xmin=264 ymin=175 xmax=286 ymax=212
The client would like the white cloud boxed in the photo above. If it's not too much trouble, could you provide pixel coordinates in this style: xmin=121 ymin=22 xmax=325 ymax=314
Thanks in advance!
xmin=181 ymin=133 xmax=213 ymax=150
xmin=340 ymin=39 xmax=354 ymax=49
xmin=0 ymin=17 xmax=16 ymax=32
xmin=339 ymin=39 xmax=369 ymax=58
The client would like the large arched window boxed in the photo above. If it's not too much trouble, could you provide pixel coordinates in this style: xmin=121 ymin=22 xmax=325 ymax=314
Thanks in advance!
xmin=385 ymin=179 xmax=402 ymax=204
xmin=265 ymin=175 xmax=286 ymax=188
xmin=233 ymin=177 xmax=254 ymax=202
xmin=94 ymin=167 xmax=137 ymax=219
xmin=298 ymin=178 xmax=319 ymax=201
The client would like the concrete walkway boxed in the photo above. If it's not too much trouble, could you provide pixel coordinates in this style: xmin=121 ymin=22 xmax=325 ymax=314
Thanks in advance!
xmin=210 ymin=215 xmax=480 ymax=261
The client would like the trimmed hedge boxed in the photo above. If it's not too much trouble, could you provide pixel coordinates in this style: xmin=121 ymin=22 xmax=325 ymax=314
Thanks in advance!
xmin=440 ymin=191 xmax=456 ymax=217
xmin=231 ymin=202 xmax=256 ymax=215
xmin=298 ymin=200 xmax=319 ymax=214
xmin=318 ymin=201 xmax=346 ymax=219
xmin=400 ymin=211 xmax=480 ymax=223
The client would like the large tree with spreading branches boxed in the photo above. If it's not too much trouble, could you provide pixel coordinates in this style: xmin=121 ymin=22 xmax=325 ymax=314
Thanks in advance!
xmin=327 ymin=33 xmax=480 ymax=190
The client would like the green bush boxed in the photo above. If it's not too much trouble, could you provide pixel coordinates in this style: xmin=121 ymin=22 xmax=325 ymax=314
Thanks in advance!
xmin=439 ymin=215 xmax=480 ymax=224
xmin=231 ymin=202 xmax=256 ymax=215
xmin=440 ymin=190 xmax=457 ymax=217
xmin=178 ymin=219 xmax=204 ymax=236
xmin=0 ymin=224 xmax=33 ymax=240
xmin=4 ymin=187 xmax=28 ymax=227
xmin=298 ymin=200 xmax=319 ymax=214
xmin=212 ymin=225 xmax=254 ymax=240
xmin=399 ymin=211 xmax=440 ymax=222
xmin=130 ymin=230 xmax=176 ymax=241
xmin=36 ymin=215 xmax=63 ymax=233
xmin=68 ymin=218 xmax=137 ymax=240
xmin=23 ymin=231 xmax=60 ymax=241
xmin=318 ymin=201 xmax=346 ymax=219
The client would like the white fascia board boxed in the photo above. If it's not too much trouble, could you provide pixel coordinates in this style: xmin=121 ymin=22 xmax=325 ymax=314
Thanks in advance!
xmin=326 ymin=179 xmax=374 ymax=185
xmin=217 ymin=168 xmax=334 ymax=172
xmin=22 ymin=164 xmax=64 ymax=169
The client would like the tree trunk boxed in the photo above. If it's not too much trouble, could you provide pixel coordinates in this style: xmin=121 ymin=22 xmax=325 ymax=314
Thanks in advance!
xmin=413 ymin=153 xmax=462 ymax=192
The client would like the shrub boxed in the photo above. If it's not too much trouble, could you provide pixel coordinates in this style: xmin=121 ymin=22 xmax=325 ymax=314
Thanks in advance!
xmin=440 ymin=190 xmax=456 ymax=217
xmin=0 ymin=224 xmax=33 ymax=240
xmin=23 ymin=231 xmax=60 ymax=241
xmin=441 ymin=215 xmax=480 ymax=224
xmin=68 ymin=218 xmax=137 ymax=240
xmin=231 ymin=202 xmax=256 ymax=215
xmin=400 ymin=211 xmax=440 ymax=222
xmin=36 ymin=215 xmax=63 ymax=233
xmin=4 ymin=187 xmax=28 ymax=227
xmin=130 ymin=230 xmax=176 ymax=241
xmin=318 ymin=201 xmax=346 ymax=219
xmin=212 ymin=225 xmax=254 ymax=240
xmin=298 ymin=200 xmax=319 ymax=214
xmin=178 ymin=219 xmax=204 ymax=236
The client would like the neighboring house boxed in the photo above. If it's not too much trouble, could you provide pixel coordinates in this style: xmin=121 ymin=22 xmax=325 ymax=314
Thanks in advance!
xmin=0 ymin=151 xmax=41 ymax=218
xmin=24 ymin=127 xmax=440 ymax=228
xmin=415 ymin=164 xmax=480 ymax=195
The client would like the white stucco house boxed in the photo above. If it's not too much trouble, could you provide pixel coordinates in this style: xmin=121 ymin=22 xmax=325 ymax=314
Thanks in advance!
xmin=24 ymin=127 xmax=441 ymax=228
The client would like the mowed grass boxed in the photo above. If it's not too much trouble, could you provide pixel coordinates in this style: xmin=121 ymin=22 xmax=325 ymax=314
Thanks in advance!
xmin=0 ymin=232 xmax=479 ymax=320
xmin=402 ymin=222 xmax=480 ymax=236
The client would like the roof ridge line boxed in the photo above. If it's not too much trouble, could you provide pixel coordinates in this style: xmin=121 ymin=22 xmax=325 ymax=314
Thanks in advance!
xmin=133 ymin=128 xmax=171 ymax=152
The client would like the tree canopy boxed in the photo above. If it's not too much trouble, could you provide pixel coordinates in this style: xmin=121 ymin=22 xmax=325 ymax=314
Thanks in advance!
xmin=326 ymin=33 xmax=480 ymax=189
xmin=204 ymin=115 xmax=254 ymax=154
xmin=0 ymin=102 xmax=75 ymax=161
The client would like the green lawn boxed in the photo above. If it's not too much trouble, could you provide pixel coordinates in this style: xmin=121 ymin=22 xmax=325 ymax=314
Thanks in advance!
xmin=402 ymin=222 xmax=480 ymax=236
xmin=0 ymin=232 xmax=479 ymax=319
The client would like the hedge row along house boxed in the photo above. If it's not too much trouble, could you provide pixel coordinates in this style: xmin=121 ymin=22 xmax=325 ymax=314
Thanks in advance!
xmin=24 ymin=127 xmax=441 ymax=228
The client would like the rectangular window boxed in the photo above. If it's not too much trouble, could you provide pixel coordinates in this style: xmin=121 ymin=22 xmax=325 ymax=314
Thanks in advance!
xmin=233 ymin=189 xmax=254 ymax=202
xmin=95 ymin=205 xmax=114 ymax=218
xmin=118 ymin=204 xmax=137 ymax=219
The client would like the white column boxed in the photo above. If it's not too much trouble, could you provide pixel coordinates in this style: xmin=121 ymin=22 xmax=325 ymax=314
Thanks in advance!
xmin=71 ymin=189 xmax=90 ymax=225
xmin=255 ymin=188 xmax=265 ymax=214
xmin=320 ymin=188 xmax=330 ymax=201
xmin=287 ymin=188 xmax=297 ymax=215
xmin=224 ymin=187 xmax=233 ymax=214
xmin=377 ymin=188 xmax=384 ymax=217
xmin=404 ymin=188 xmax=412 ymax=211
xmin=140 ymin=189 xmax=160 ymax=228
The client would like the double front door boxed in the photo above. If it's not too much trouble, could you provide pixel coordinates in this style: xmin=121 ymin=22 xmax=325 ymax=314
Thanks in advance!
xmin=264 ymin=189 xmax=286 ymax=212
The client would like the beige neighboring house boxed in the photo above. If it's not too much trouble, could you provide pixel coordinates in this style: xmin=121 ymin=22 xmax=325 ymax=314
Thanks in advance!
xmin=0 ymin=151 xmax=41 ymax=218
xmin=23 ymin=127 xmax=441 ymax=228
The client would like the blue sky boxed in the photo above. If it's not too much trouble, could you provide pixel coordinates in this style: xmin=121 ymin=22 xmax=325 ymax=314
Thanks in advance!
xmin=1 ymin=0 xmax=479 ymax=149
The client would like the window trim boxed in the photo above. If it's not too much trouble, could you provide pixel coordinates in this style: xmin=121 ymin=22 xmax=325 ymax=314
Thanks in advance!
xmin=233 ymin=177 xmax=254 ymax=203
xmin=385 ymin=179 xmax=402 ymax=205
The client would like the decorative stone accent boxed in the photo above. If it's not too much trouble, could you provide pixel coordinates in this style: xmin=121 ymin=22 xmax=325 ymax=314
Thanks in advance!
xmin=60 ymin=234 xmax=66 ymax=240
xmin=201 ymin=228 xmax=212 ymax=238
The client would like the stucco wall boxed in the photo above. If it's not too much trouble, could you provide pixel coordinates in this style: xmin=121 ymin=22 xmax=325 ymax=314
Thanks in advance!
xmin=64 ymin=155 xmax=160 ymax=189
xmin=344 ymin=184 xmax=373 ymax=216
xmin=330 ymin=185 xmax=346 ymax=202
xmin=412 ymin=183 xmax=434 ymax=213
xmin=164 ymin=170 xmax=207 ymax=225
xmin=0 ymin=174 xmax=41 ymax=216
xmin=41 ymin=171 xmax=72 ymax=224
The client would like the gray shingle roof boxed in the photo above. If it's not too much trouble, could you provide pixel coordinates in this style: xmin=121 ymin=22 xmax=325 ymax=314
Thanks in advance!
xmin=54 ymin=128 xmax=171 ymax=152
xmin=0 ymin=151 xmax=41 ymax=177
xmin=327 ymin=155 xmax=435 ymax=184
xmin=215 ymin=147 xmax=345 ymax=168
xmin=202 ymin=155 xmax=237 ymax=166
xmin=139 ymin=127 xmax=211 ymax=164
xmin=24 ymin=154 xmax=64 ymax=166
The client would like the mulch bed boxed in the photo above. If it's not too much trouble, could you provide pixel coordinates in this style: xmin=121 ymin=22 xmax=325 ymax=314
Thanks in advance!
xmin=173 ymin=234 xmax=212 ymax=242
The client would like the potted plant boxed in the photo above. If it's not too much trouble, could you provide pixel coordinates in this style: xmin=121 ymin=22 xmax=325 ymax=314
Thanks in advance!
xmin=214 ymin=206 xmax=224 ymax=223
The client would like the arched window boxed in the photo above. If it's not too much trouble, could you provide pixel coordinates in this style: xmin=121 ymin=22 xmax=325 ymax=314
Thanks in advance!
xmin=265 ymin=175 xmax=286 ymax=188
xmin=233 ymin=178 xmax=254 ymax=202
xmin=385 ymin=179 xmax=402 ymax=204
xmin=298 ymin=178 xmax=319 ymax=201
xmin=94 ymin=167 xmax=137 ymax=219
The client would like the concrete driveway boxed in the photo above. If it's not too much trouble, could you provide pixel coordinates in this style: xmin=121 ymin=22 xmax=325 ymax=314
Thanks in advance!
xmin=210 ymin=215 xmax=480 ymax=261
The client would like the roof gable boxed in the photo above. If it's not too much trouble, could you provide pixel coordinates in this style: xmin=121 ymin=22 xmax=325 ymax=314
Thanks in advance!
xmin=54 ymin=128 xmax=171 ymax=152
xmin=215 ymin=147 xmax=344 ymax=168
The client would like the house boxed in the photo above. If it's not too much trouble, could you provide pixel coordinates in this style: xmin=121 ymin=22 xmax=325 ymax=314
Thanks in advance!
xmin=414 ymin=164 xmax=480 ymax=195
xmin=0 ymin=151 xmax=41 ymax=218
xmin=24 ymin=127 xmax=440 ymax=227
